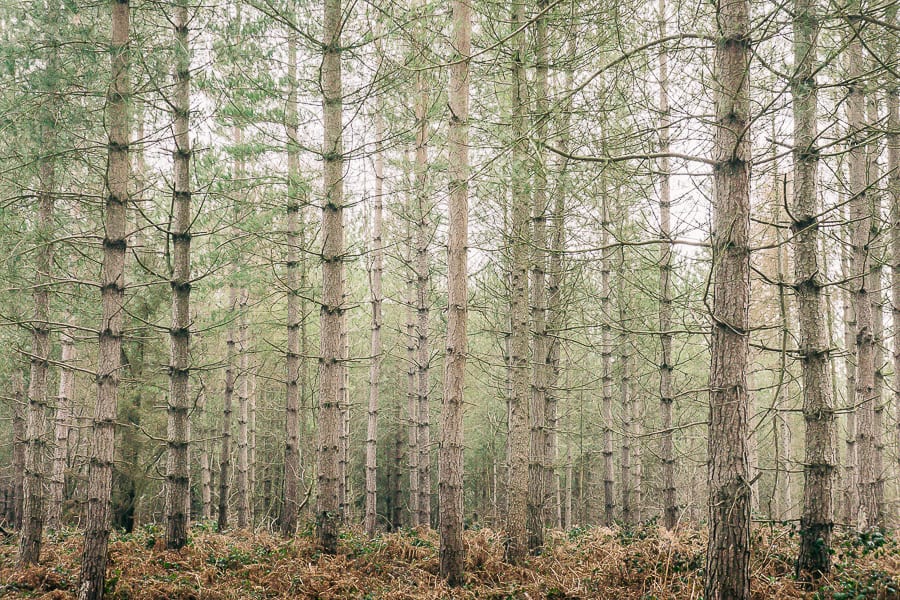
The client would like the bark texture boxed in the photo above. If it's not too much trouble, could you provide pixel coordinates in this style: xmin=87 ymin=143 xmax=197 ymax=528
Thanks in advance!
xmin=281 ymin=29 xmax=301 ymax=538
xmin=414 ymin=61 xmax=432 ymax=528
xmin=48 ymin=328 xmax=75 ymax=530
xmin=440 ymin=0 xmax=470 ymax=582
xmin=657 ymin=0 xmax=678 ymax=531
xmin=164 ymin=0 xmax=192 ymax=550
xmin=505 ymin=0 xmax=530 ymax=562
xmin=19 ymin=113 xmax=55 ymax=566
xmin=528 ymin=0 xmax=549 ymax=551
xmin=791 ymin=0 xmax=835 ymax=574
xmin=79 ymin=1 xmax=129 ymax=596
xmin=218 ymin=286 xmax=237 ymax=531
xmin=846 ymin=9 xmax=877 ymax=530
xmin=365 ymin=104 xmax=384 ymax=537
xmin=705 ymin=0 xmax=752 ymax=595
xmin=317 ymin=0 xmax=344 ymax=553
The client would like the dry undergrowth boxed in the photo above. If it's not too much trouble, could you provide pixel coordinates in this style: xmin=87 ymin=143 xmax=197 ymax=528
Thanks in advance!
xmin=0 ymin=522 xmax=897 ymax=599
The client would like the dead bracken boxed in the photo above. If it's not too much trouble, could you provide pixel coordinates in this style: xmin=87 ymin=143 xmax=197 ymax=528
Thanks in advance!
xmin=1 ymin=523 xmax=897 ymax=600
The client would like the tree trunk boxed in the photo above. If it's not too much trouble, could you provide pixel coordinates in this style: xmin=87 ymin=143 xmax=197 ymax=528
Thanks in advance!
xmin=79 ymin=1 xmax=129 ymax=596
xmin=19 ymin=115 xmax=56 ymax=566
xmin=600 ymin=154 xmax=615 ymax=527
xmin=339 ymin=304 xmax=350 ymax=522
xmin=198 ymin=386 xmax=212 ymax=521
xmin=440 ymin=0 xmax=470 ymax=581
xmin=10 ymin=371 xmax=25 ymax=529
xmin=237 ymin=292 xmax=250 ymax=529
xmin=619 ymin=250 xmax=634 ymax=526
xmin=281 ymin=28 xmax=301 ymax=538
xmin=773 ymin=190 xmax=792 ymax=523
xmin=528 ymin=0 xmax=549 ymax=552
xmin=164 ymin=0 xmax=192 ymax=550
xmin=217 ymin=286 xmax=237 ymax=531
xmin=791 ymin=0 xmax=835 ymax=572
xmin=889 ymin=49 xmax=900 ymax=522
xmin=866 ymin=96 xmax=885 ymax=527
xmin=705 ymin=0 xmax=751 ymax=595
xmin=657 ymin=0 xmax=677 ymax=531
xmin=316 ymin=0 xmax=344 ymax=553
xmin=841 ymin=215 xmax=858 ymax=525
xmin=847 ymin=12 xmax=877 ymax=530
xmin=414 ymin=62 xmax=432 ymax=528
xmin=249 ymin=367 xmax=257 ymax=521
xmin=406 ymin=266 xmax=419 ymax=526
xmin=365 ymin=103 xmax=384 ymax=537
xmin=48 ymin=328 xmax=75 ymax=530
xmin=505 ymin=0 xmax=530 ymax=562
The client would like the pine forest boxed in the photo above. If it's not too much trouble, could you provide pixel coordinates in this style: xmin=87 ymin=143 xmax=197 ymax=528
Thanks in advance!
xmin=0 ymin=0 xmax=899 ymax=598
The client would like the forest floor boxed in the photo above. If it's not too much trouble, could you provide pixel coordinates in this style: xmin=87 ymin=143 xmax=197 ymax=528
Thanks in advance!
xmin=1 ymin=521 xmax=898 ymax=599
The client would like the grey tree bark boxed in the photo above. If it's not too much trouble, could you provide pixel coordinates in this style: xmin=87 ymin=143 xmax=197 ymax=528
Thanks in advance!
xmin=413 ymin=57 xmax=432 ymax=528
xmin=79 ymin=0 xmax=129 ymax=596
xmin=600 ymin=153 xmax=615 ymax=527
xmin=281 ymin=28 xmax=301 ymax=538
xmin=527 ymin=0 xmax=549 ymax=551
xmin=217 ymin=286 xmax=237 ymax=531
xmin=791 ymin=0 xmax=836 ymax=573
xmin=365 ymin=102 xmax=384 ymax=537
xmin=505 ymin=0 xmax=531 ymax=563
xmin=657 ymin=0 xmax=678 ymax=531
xmin=237 ymin=291 xmax=251 ymax=529
xmin=440 ymin=0 xmax=471 ymax=581
xmin=164 ymin=0 xmax=193 ymax=549
xmin=316 ymin=0 xmax=345 ymax=553
xmin=705 ymin=0 xmax=752 ymax=595
xmin=846 ymin=7 xmax=877 ymax=530
xmin=889 ymin=38 xmax=900 ymax=513
xmin=48 ymin=327 xmax=75 ymax=530
xmin=19 ymin=106 xmax=56 ymax=566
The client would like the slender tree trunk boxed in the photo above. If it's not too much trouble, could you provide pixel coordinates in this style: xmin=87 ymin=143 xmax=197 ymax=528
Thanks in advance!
xmin=218 ymin=286 xmax=237 ymax=531
xmin=249 ymin=366 xmax=257 ymax=521
xmin=11 ymin=371 xmax=25 ymax=529
xmin=391 ymin=391 xmax=404 ymax=530
xmin=414 ymin=64 xmax=432 ymax=528
xmin=705 ymin=0 xmax=751 ymax=595
xmin=237 ymin=291 xmax=250 ymax=529
xmin=527 ymin=0 xmax=549 ymax=552
xmin=773 ymin=189 xmax=792 ymax=522
xmin=889 ymin=51 xmax=900 ymax=520
xmin=632 ymin=387 xmax=643 ymax=523
xmin=281 ymin=29 xmax=301 ymax=538
xmin=316 ymin=0 xmax=344 ymax=553
xmin=440 ymin=0 xmax=471 ymax=581
xmin=198 ymin=386 xmax=212 ymax=521
xmin=48 ymin=328 xmax=75 ymax=530
xmin=618 ymin=254 xmax=634 ymax=526
xmin=365 ymin=104 xmax=384 ymax=537
xmin=337 ymin=280 xmax=351 ymax=522
xmin=657 ymin=0 xmax=677 ymax=531
xmin=79 ymin=1 xmax=129 ymax=596
xmin=164 ymin=0 xmax=192 ymax=549
xmin=866 ymin=96 xmax=885 ymax=527
xmin=847 ymin=11 xmax=877 ymax=530
xmin=841 ymin=216 xmax=859 ymax=525
xmin=299 ymin=207 xmax=311 ymax=520
xmin=19 ymin=116 xmax=56 ymax=565
xmin=791 ymin=0 xmax=835 ymax=572
xmin=600 ymin=156 xmax=615 ymax=527
xmin=505 ymin=0 xmax=530 ymax=562
xmin=406 ymin=265 xmax=419 ymax=526
xmin=547 ymin=30 xmax=574 ymax=533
